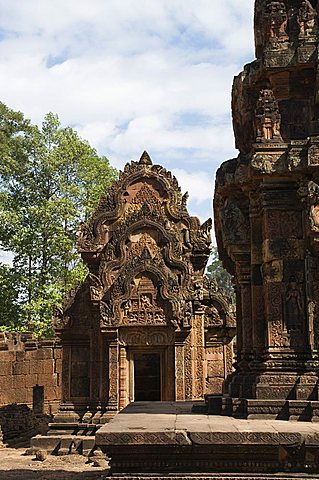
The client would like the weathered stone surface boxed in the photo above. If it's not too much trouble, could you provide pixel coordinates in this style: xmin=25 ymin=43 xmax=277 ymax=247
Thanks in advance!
xmin=96 ymin=402 xmax=319 ymax=475
xmin=49 ymin=151 xmax=235 ymax=433
xmin=213 ymin=0 xmax=319 ymax=419
xmin=0 ymin=404 xmax=51 ymax=447
xmin=0 ymin=332 xmax=61 ymax=417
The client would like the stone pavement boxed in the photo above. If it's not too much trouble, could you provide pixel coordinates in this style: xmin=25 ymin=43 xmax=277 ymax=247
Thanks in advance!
xmin=97 ymin=400 xmax=319 ymax=435
xmin=96 ymin=402 xmax=319 ymax=477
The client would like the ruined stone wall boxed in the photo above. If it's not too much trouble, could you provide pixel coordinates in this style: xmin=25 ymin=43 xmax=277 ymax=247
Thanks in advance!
xmin=0 ymin=333 xmax=62 ymax=414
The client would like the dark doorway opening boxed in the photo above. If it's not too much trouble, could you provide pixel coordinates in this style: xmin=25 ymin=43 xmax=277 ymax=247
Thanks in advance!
xmin=134 ymin=353 xmax=161 ymax=401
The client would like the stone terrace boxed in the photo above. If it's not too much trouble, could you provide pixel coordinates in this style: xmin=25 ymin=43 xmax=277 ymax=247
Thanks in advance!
xmin=96 ymin=402 xmax=319 ymax=476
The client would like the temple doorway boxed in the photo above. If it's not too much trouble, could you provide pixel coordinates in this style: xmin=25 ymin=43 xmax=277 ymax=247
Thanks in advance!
xmin=133 ymin=352 xmax=161 ymax=401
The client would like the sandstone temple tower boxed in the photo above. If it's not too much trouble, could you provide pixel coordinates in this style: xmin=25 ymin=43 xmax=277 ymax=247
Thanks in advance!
xmin=52 ymin=152 xmax=235 ymax=431
xmin=213 ymin=0 xmax=319 ymax=419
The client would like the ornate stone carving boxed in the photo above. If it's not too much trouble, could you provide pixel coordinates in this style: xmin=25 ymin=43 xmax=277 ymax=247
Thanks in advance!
xmin=308 ymin=181 xmax=319 ymax=232
xmin=100 ymin=301 xmax=113 ymax=327
xmin=221 ymin=199 xmax=250 ymax=244
xmin=298 ymin=0 xmax=318 ymax=38
xmin=255 ymin=89 xmax=282 ymax=143
xmin=120 ymin=275 xmax=166 ymax=326
xmin=204 ymin=305 xmax=223 ymax=327
xmin=119 ymin=328 xmax=174 ymax=346
xmin=266 ymin=1 xmax=288 ymax=43
xmin=308 ymin=144 xmax=319 ymax=165
xmin=255 ymin=0 xmax=289 ymax=55
xmin=213 ymin=0 xmax=319 ymax=418
xmin=54 ymin=151 xmax=235 ymax=416
xmin=284 ymin=275 xmax=305 ymax=331
xmin=52 ymin=305 xmax=70 ymax=330
xmin=89 ymin=273 xmax=104 ymax=302
xmin=181 ymin=300 xmax=193 ymax=328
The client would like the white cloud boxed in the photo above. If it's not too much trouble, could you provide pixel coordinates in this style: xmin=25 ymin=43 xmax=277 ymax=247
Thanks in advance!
xmin=170 ymin=167 xmax=215 ymax=223
xmin=0 ymin=0 xmax=255 ymax=224
xmin=172 ymin=168 xmax=213 ymax=204
xmin=0 ymin=251 xmax=14 ymax=266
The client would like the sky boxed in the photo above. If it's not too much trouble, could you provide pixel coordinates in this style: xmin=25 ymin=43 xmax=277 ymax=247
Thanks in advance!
xmin=0 ymin=0 xmax=256 ymax=263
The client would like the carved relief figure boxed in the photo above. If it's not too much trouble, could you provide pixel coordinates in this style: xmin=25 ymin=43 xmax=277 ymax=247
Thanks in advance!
xmin=183 ymin=301 xmax=193 ymax=327
xmin=311 ymin=203 xmax=319 ymax=230
xmin=255 ymin=89 xmax=282 ymax=142
xmin=192 ymin=278 xmax=205 ymax=301
xmin=100 ymin=301 xmax=113 ymax=327
xmin=140 ymin=294 xmax=152 ymax=309
xmin=307 ymin=181 xmax=319 ymax=232
xmin=221 ymin=198 xmax=249 ymax=244
xmin=205 ymin=305 xmax=222 ymax=327
xmin=298 ymin=0 xmax=317 ymax=37
xmin=285 ymin=276 xmax=304 ymax=331
xmin=266 ymin=1 xmax=288 ymax=42
xmin=121 ymin=274 xmax=166 ymax=325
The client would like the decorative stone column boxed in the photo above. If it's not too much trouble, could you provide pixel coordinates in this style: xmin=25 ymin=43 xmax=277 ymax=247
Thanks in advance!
xmin=119 ymin=345 xmax=129 ymax=409
xmin=192 ymin=309 xmax=205 ymax=400
xmin=106 ymin=332 xmax=119 ymax=410
xmin=174 ymin=337 xmax=186 ymax=401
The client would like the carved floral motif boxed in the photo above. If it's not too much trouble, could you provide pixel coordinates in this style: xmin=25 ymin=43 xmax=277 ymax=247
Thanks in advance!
xmin=119 ymin=328 xmax=174 ymax=346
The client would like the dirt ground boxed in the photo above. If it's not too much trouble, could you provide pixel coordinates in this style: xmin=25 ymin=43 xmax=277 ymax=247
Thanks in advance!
xmin=0 ymin=446 xmax=109 ymax=480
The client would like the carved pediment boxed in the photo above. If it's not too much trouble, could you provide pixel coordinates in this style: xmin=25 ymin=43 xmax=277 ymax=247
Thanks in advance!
xmin=59 ymin=152 xmax=229 ymax=336
xmin=120 ymin=274 xmax=166 ymax=326
xmin=77 ymin=152 xmax=210 ymax=256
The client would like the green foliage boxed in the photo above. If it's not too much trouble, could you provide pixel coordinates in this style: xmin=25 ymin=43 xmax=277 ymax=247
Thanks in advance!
xmin=0 ymin=103 xmax=117 ymax=338
xmin=0 ymin=264 xmax=21 ymax=331
xmin=206 ymin=246 xmax=235 ymax=301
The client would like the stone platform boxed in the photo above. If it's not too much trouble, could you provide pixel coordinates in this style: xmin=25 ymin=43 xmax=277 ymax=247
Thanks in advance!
xmin=108 ymin=477 xmax=319 ymax=480
xmin=96 ymin=402 xmax=319 ymax=477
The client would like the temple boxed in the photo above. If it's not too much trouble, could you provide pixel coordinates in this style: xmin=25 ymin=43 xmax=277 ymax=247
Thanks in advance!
xmin=25 ymin=1 xmax=319 ymax=475
xmin=213 ymin=0 xmax=319 ymax=419
xmin=49 ymin=151 xmax=235 ymax=434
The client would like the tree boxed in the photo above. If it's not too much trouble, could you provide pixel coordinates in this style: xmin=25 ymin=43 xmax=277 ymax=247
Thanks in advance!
xmin=0 ymin=264 xmax=21 ymax=330
xmin=0 ymin=104 xmax=117 ymax=337
xmin=206 ymin=246 xmax=235 ymax=301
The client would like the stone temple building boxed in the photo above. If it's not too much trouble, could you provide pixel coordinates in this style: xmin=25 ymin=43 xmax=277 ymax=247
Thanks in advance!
xmin=27 ymin=0 xmax=319 ymax=475
xmin=51 ymin=151 xmax=235 ymax=432
xmin=213 ymin=0 xmax=319 ymax=420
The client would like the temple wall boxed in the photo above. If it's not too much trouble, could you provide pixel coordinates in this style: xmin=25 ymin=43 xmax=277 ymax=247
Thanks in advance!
xmin=0 ymin=333 xmax=62 ymax=414
xmin=205 ymin=341 xmax=234 ymax=395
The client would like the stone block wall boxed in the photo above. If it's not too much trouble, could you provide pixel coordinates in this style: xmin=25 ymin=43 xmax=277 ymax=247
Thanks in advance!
xmin=205 ymin=341 xmax=235 ymax=395
xmin=0 ymin=332 xmax=62 ymax=414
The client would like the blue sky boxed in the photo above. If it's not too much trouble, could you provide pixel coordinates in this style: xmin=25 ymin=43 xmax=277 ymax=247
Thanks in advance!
xmin=0 ymin=0 xmax=255 ymax=262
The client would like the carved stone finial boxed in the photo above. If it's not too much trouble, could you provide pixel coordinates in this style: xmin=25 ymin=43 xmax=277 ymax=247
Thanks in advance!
xmin=139 ymin=151 xmax=152 ymax=165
